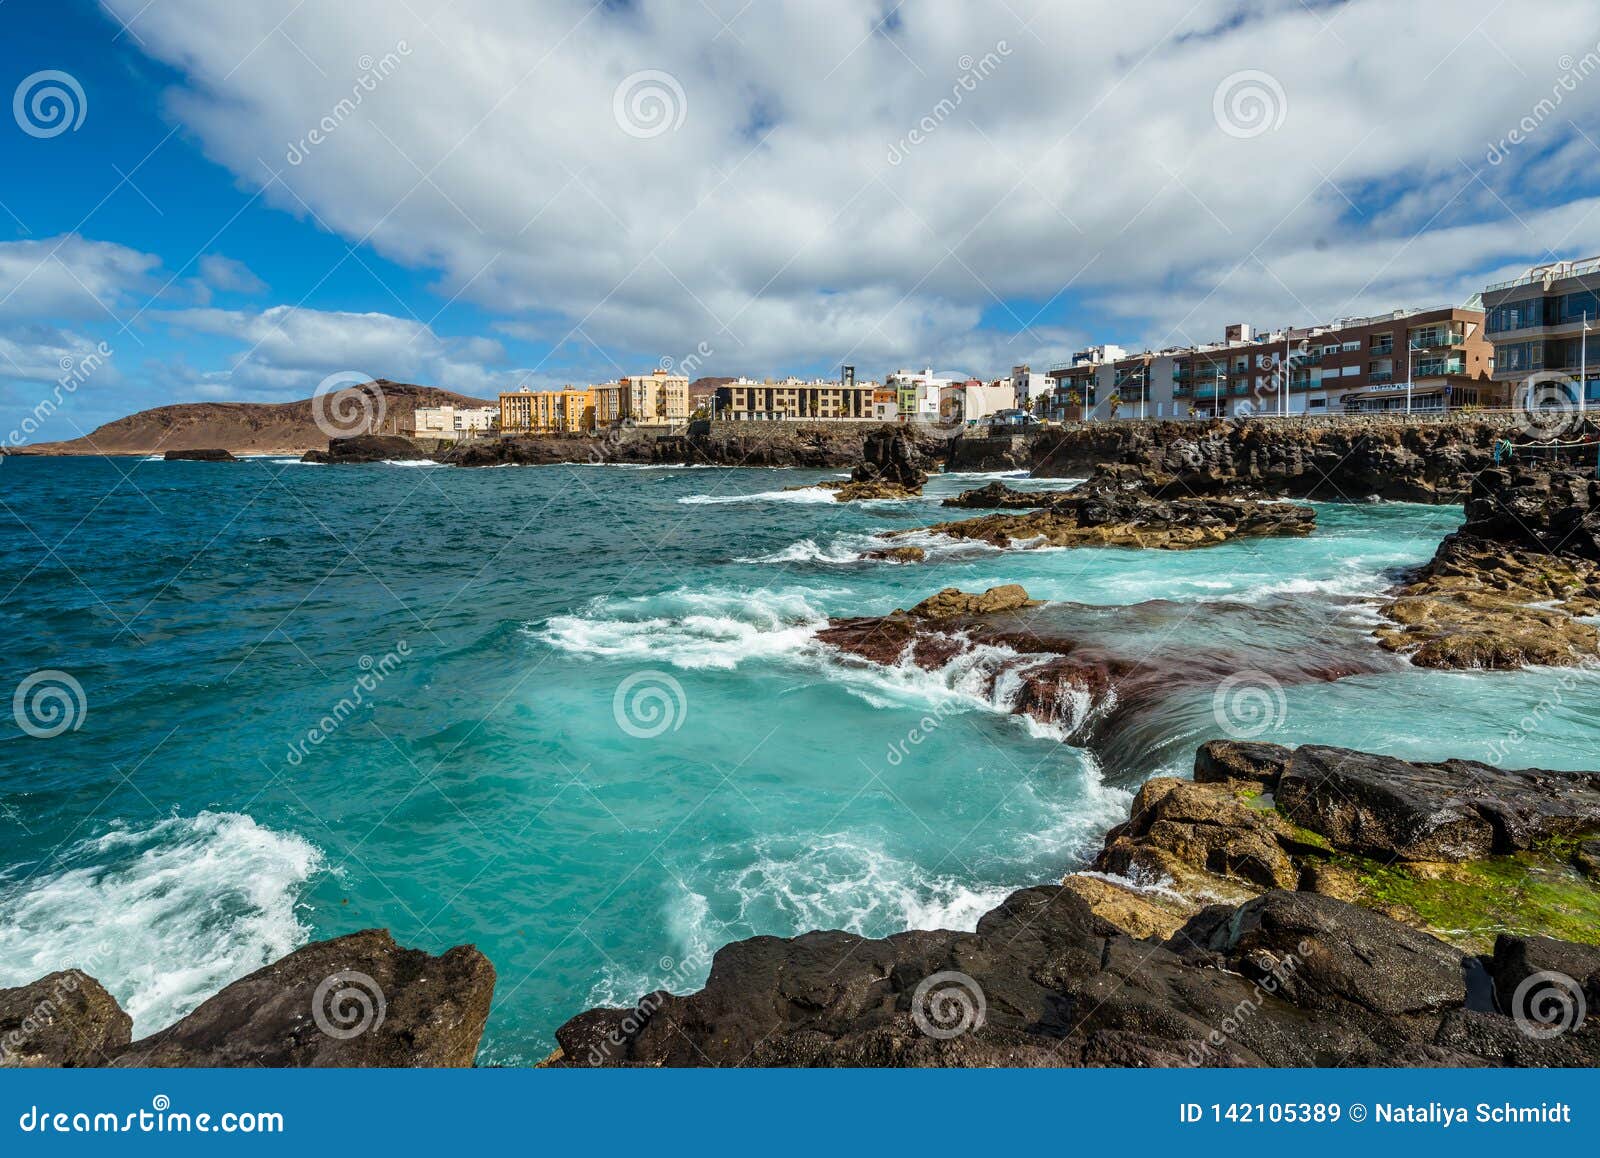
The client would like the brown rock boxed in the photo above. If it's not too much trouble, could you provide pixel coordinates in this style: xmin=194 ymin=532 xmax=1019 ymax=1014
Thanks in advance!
xmin=0 ymin=971 xmax=132 ymax=1067
xmin=907 ymin=584 xmax=1036 ymax=620
xmin=114 ymin=930 xmax=494 ymax=1068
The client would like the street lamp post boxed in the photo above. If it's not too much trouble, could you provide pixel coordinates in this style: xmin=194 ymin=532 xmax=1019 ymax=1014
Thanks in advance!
xmin=1582 ymin=315 xmax=1590 ymax=424
xmin=1406 ymin=334 xmax=1414 ymax=416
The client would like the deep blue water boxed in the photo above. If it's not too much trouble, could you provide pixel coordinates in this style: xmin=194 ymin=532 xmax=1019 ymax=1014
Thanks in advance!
xmin=2 ymin=455 xmax=1597 ymax=1063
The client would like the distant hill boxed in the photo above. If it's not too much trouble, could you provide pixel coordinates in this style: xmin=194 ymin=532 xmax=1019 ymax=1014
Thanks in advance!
xmin=15 ymin=381 xmax=497 ymax=456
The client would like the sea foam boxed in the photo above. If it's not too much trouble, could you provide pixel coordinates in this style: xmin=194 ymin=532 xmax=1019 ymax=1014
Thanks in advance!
xmin=0 ymin=812 xmax=325 ymax=1036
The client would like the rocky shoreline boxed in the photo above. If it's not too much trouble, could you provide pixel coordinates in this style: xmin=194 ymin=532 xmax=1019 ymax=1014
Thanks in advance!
xmin=548 ymin=739 xmax=1600 ymax=1068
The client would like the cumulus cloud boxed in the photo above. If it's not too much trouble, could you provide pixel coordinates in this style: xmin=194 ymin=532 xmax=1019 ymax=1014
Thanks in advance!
xmin=99 ymin=0 xmax=1600 ymax=369
xmin=0 ymin=234 xmax=162 ymax=322
xmin=157 ymin=303 xmax=516 ymax=398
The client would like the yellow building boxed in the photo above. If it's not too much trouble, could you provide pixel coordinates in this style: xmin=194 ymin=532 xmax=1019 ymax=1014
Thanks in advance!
xmin=618 ymin=370 xmax=690 ymax=426
xmin=592 ymin=381 xmax=624 ymax=426
xmin=499 ymin=387 xmax=595 ymax=434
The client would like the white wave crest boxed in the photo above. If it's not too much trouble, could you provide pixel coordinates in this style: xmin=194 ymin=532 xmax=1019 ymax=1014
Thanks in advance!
xmin=0 ymin=812 xmax=325 ymax=1035
xmin=677 ymin=486 xmax=839 ymax=505
xmin=536 ymin=586 xmax=836 ymax=670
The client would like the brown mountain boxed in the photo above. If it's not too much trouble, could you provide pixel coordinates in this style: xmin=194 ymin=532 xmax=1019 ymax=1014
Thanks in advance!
xmin=15 ymin=381 xmax=497 ymax=456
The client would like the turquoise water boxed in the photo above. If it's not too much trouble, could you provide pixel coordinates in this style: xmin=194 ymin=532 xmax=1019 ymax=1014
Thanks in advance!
xmin=2 ymin=456 xmax=1598 ymax=1063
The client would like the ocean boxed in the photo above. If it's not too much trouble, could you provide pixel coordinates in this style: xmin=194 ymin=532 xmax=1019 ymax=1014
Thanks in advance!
xmin=2 ymin=455 xmax=1598 ymax=1064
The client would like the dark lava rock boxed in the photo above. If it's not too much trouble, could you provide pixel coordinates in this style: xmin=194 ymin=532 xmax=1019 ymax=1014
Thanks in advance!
xmin=1489 ymin=934 xmax=1600 ymax=1020
xmin=1576 ymin=838 xmax=1600 ymax=880
xmin=552 ymin=882 xmax=1591 ymax=1068
xmin=941 ymin=480 xmax=1045 ymax=509
xmin=910 ymin=470 xmax=1315 ymax=550
xmin=1277 ymin=745 xmax=1600 ymax=861
xmin=1193 ymin=740 xmax=1291 ymax=787
xmin=850 ymin=426 xmax=929 ymax=490
xmin=1178 ymin=890 xmax=1466 ymax=1017
xmin=163 ymin=448 xmax=237 ymax=462
xmin=0 ymin=971 xmax=132 ymax=1067
xmin=302 ymin=434 xmax=431 ymax=463
xmin=113 ymin=930 xmax=494 ymax=1067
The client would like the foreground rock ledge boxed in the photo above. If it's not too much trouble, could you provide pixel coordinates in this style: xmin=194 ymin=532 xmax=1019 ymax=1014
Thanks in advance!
xmin=1 ymin=930 xmax=494 ymax=1068
xmin=552 ymin=741 xmax=1600 ymax=1068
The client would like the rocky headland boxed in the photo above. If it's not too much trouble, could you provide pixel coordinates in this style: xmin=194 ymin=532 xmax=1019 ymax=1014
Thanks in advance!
xmin=302 ymin=434 xmax=435 ymax=464
xmin=162 ymin=448 xmax=238 ymax=462
xmin=0 ymin=930 xmax=494 ymax=1068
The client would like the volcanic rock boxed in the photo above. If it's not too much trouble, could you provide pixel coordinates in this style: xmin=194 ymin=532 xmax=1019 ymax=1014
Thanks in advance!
xmin=1276 ymin=745 xmax=1600 ymax=861
xmin=113 ymin=930 xmax=494 ymax=1067
xmin=0 ymin=971 xmax=132 ymax=1067
xmin=910 ymin=472 xmax=1315 ymax=550
xmin=163 ymin=448 xmax=237 ymax=462
xmin=302 ymin=434 xmax=432 ymax=464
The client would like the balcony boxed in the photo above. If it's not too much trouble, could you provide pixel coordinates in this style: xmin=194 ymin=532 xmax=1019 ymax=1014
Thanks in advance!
xmin=1369 ymin=371 xmax=1394 ymax=384
xmin=1415 ymin=360 xmax=1466 ymax=379
xmin=1410 ymin=331 xmax=1464 ymax=348
xmin=1369 ymin=342 xmax=1393 ymax=356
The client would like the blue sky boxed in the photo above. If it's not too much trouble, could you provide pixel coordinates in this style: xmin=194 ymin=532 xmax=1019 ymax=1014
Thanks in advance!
xmin=3 ymin=0 xmax=1600 ymax=441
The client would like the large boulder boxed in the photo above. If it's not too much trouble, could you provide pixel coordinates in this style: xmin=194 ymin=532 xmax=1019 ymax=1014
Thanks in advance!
xmin=0 ymin=971 xmax=132 ymax=1067
xmin=1277 ymin=745 xmax=1600 ymax=861
xmin=114 ymin=930 xmax=494 ymax=1067
xmin=302 ymin=434 xmax=432 ymax=463
xmin=1177 ymin=890 xmax=1467 ymax=1017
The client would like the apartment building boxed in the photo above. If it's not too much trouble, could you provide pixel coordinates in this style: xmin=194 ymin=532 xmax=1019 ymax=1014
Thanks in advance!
xmin=1050 ymin=308 xmax=1493 ymax=421
xmin=616 ymin=370 xmax=690 ymax=427
xmin=1483 ymin=257 xmax=1600 ymax=409
xmin=498 ymin=387 xmax=595 ymax=434
xmin=1010 ymin=364 xmax=1052 ymax=413
xmin=714 ymin=370 xmax=875 ymax=420
xmin=411 ymin=403 xmax=497 ymax=438
xmin=885 ymin=368 xmax=949 ymax=420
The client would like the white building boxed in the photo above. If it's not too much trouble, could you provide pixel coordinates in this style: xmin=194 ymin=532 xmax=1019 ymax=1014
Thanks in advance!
xmin=1010 ymin=364 xmax=1052 ymax=413
xmin=885 ymin=368 xmax=950 ymax=420
xmin=938 ymin=380 xmax=1014 ymax=425
xmin=411 ymin=404 xmax=497 ymax=438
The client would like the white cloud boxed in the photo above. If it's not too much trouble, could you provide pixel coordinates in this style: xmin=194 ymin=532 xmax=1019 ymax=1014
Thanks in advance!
xmin=0 ymin=235 xmax=161 ymax=322
xmin=197 ymin=253 xmax=268 ymax=296
xmin=158 ymin=303 xmax=514 ymax=397
xmin=100 ymin=0 xmax=1600 ymax=369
